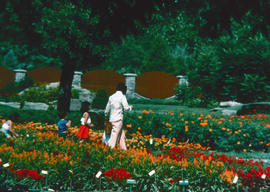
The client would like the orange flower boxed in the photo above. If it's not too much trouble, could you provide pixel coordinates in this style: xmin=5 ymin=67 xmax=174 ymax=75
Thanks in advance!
xmin=237 ymin=141 xmax=240 ymax=145
xmin=169 ymin=128 xmax=172 ymax=131
xmin=220 ymin=168 xmax=234 ymax=184
xmin=142 ymin=110 xmax=149 ymax=114
xmin=260 ymin=141 xmax=264 ymax=145
xmin=209 ymin=129 xmax=213 ymax=132
xmin=222 ymin=127 xmax=226 ymax=131
xmin=138 ymin=116 xmax=142 ymax=119
xmin=126 ymin=124 xmax=132 ymax=128
xmin=179 ymin=113 xmax=183 ymax=116
xmin=185 ymin=125 xmax=188 ymax=132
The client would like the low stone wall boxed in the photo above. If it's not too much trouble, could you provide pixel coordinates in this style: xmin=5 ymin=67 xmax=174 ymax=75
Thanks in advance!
xmin=1 ymin=67 xmax=189 ymax=99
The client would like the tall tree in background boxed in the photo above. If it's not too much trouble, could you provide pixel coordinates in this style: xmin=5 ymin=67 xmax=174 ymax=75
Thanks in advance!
xmin=1 ymin=0 xmax=270 ymax=112
xmin=0 ymin=0 xmax=168 ymax=113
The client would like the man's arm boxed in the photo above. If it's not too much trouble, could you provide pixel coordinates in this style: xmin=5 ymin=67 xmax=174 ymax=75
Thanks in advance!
xmin=122 ymin=96 xmax=132 ymax=111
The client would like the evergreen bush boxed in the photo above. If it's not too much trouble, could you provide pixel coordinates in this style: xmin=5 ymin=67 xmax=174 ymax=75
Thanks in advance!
xmin=92 ymin=89 xmax=109 ymax=109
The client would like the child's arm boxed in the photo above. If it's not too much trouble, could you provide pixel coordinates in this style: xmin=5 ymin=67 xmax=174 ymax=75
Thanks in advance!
xmin=8 ymin=121 xmax=18 ymax=137
xmin=66 ymin=120 xmax=71 ymax=128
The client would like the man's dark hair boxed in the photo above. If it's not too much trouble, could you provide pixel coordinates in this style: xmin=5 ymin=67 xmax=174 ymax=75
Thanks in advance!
xmin=116 ymin=83 xmax=127 ymax=95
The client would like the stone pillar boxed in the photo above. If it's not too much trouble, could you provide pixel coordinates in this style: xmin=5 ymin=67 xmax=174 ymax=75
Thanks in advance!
xmin=72 ymin=71 xmax=83 ymax=88
xmin=124 ymin=73 xmax=137 ymax=98
xmin=176 ymin=75 xmax=188 ymax=87
xmin=14 ymin=69 xmax=27 ymax=83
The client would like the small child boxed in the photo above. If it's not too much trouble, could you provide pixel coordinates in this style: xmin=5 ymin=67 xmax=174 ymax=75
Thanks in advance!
xmin=76 ymin=111 xmax=94 ymax=143
xmin=57 ymin=112 xmax=71 ymax=138
xmin=0 ymin=119 xmax=18 ymax=139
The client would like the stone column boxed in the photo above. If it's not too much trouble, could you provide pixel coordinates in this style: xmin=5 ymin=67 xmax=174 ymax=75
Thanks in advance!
xmin=14 ymin=69 xmax=27 ymax=83
xmin=124 ymin=73 xmax=137 ymax=98
xmin=72 ymin=71 xmax=83 ymax=88
xmin=176 ymin=75 xmax=188 ymax=87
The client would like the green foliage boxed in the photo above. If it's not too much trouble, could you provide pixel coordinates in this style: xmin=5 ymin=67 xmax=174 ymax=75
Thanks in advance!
xmin=19 ymin=86 xmax=59 ymax=103
xmin=239 ymin=74 xmax=270 ymax=103
xmin=102 ymin=35 xmax=145 ymax=74
xmin=102 ymin=11 xmax=198 ymax=75
xmin=141 ymin=37 xmax=175 ymax=72
xmin=175 ymin=85 xmax=218 ymax=108
xmin=92 ymin=89 xmax=109 ymax=109
xmin=188 ymin=14 xmax=270 ymax=103
xmin=124 ymin=111 xmax=270 ymax=152
xmin=18 ymin=86 xmax=80 ymax=104
xmin=0 ymin=76 xmax=34 ymax=99
xmin=3 ymin=49 xmax=18 ymax=68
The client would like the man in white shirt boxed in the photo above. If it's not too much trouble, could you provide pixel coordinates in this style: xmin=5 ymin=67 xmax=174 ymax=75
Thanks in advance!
xmin=104 ymin=83 xmax=133 ymax=151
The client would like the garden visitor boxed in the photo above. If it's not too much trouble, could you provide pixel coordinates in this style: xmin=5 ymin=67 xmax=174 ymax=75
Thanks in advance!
xmin=77 ymin=109 xmax=94 ymax=143
xmin=57 ymin=112 xmax=71 ymax=138
xmin=0 ymin=117 xmax=19 ymax=139
xmin=104 ymin=83 xmax=133 ymax=151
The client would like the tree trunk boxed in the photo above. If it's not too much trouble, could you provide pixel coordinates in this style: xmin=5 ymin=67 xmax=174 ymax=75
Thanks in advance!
xmin=57 ymin=59 xmax=75 ymax=114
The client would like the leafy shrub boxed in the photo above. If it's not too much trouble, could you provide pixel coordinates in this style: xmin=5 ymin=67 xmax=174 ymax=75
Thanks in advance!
xmin=0 ymin=76 xmax=34 ymax=100
xmin=175 ymin=85 xmax=218 ymax=108
xmin=13 ymin=85 xmax=80 ymax=104
xmin=92 ymin=89 xmax=109 ymax=109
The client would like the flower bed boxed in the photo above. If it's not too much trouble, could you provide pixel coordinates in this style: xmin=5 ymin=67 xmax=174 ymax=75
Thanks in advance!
xmin=0 ymin=120 xmax=269 ymax=191
xmin=124 ymin=110 xmax=270 ymax=152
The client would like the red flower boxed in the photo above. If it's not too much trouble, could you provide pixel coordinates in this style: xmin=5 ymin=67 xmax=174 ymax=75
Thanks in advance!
xmin=104 ymin=168 xmax=132 ymax=182
xmin=15 ymin=169 xmax=44 ymax=180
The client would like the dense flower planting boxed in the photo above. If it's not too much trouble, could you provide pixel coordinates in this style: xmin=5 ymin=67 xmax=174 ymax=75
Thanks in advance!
xmin=124 ymin=110 xmax=270 ymax=152
xmin=0 ymin=114 xmax=269 ymax=191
